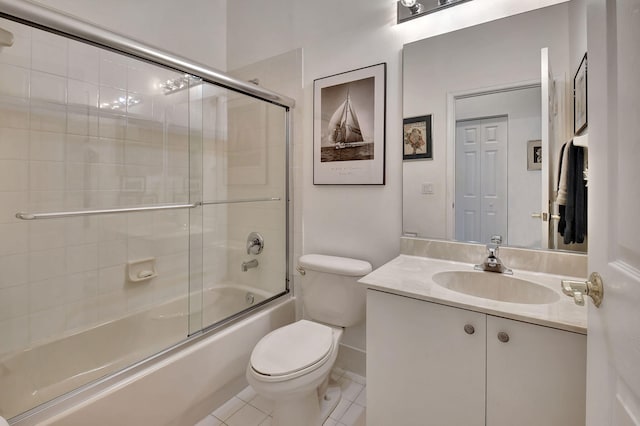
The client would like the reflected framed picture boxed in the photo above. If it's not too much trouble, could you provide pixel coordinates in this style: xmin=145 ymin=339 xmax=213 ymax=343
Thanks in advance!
xmin=527 ymin=139 xmax=542 ymax=171
xmin=403 ymin=115 xmax=432 ymax=161
xmin=313 ymin=63 xmax=386 ymax=185
xmin=573 ymin=52 xmax=588 ymax=135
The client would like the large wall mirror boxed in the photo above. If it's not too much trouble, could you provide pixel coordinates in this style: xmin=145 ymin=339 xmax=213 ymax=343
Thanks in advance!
xmin=402 ymin=0 xmax=588 ymax=253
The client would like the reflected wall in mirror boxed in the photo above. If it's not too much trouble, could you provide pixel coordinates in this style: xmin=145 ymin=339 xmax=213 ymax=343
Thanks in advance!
xmin=402 ymin=0 xmax=588 ymax=252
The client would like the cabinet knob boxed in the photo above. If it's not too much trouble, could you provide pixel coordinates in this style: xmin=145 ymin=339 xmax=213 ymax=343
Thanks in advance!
xmin=497 ymin=331 xmax=510 ymax=343
xmin=464 ymin=324 xmax=475 ymax=335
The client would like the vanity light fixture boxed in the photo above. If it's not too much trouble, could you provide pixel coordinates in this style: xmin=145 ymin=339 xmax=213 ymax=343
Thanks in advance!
xmin=400 ymin=0 xmax=425 ymax=15
xmin=397 ymin=0 xmax=473 ymax=24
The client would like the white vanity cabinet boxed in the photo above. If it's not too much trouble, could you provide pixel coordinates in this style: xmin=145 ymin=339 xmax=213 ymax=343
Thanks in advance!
xmin=486 ymin=315 xmax=586 ymax=426
xmin=367 ymin=289 xmax=587 ymax=426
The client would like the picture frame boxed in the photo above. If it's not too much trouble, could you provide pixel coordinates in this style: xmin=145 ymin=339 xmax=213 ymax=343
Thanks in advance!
xmin=527 ymin=139 xmax=542 ymax=171
xmin=573 ymin=52 xmax=587 ymax=135
xmin=313 ymin=63 xmax=386 ymax=185
xmin=403 ymin=115 xmax=432 ymax=161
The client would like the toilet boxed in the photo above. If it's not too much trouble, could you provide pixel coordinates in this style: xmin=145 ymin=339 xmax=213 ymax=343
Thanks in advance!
xmin=246 ymin=254 xmax=372 ymax=426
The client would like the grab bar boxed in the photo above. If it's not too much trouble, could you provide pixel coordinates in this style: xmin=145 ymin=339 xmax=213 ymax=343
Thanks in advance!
xmin=15 ymin=197 xmax=282 ymax=220
xmin=15 ymin=203 xmax=198 ymax=220
xmin=200 ymin=197 xmax=281 ymax=206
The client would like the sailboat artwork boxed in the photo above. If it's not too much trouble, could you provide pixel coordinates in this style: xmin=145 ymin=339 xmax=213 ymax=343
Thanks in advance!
xmin=320 ymin=78 xmax=375 ymax=162
xmin=313 ymin=63 xmax=386 ymax=185
xmin=328 ymin=90 xmax=367 ymax=149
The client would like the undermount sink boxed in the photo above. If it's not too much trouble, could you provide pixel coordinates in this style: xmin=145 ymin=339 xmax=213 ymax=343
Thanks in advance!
xmin=432 ymin=271 xmax=560 ymax=305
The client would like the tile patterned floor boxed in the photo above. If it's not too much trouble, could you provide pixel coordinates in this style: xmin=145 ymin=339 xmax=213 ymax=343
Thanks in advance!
xmin=194 ymin=368 xmax=366 ymax=426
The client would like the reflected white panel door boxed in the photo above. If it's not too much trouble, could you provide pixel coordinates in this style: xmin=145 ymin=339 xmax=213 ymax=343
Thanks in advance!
xmin=455 ymin=117 xmax=508 ymax=244
xmin=586 ymin=0 xmax=640 ymax=425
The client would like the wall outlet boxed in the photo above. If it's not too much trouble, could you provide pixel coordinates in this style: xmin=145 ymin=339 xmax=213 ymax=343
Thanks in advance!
xmin=421 ymin=183 xmax=434 ymax=195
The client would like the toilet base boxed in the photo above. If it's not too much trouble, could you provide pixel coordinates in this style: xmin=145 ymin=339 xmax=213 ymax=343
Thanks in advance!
xmin=270 ymin=385 xmax=342 ymax=426
xmin=320 ymin=385 xmax=342 ymax=423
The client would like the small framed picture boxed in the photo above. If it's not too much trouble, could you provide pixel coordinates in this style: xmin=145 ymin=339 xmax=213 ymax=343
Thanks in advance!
xmin=313 ymin=63 xmax=386 ymax=185
xmin=403 ymin=115 xmax=432 ymax=161
xmin=527 ymin=140 xmax=542 ymax=171
xmin=573 ymin=52 xmax=587 ymax=135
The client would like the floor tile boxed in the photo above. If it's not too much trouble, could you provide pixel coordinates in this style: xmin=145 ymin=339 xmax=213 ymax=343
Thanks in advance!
xmin=212 ymin=396 xmax=244 ymax=421
xmin=342 ymin=371 xmax=366 ymax=386
xmin=340 ymin=402 xmax=365 ymax=426
xmin=194 ymin=415 xmax=224 ymax=426
xmin=237 ymin=385 xmax=258 ymax=402
xmin=226 ymin=404 xmax=269 ymax=426
xmin=258 ymin=416 xmax=273 ymax=426
xmin=354 ymin=387 xmax=366 ymax=407
xmin=249 ymin=394 xmax=274 ymax=415
xmin=329 ymin=398 xmax=352 ymax=421
xmin=339 ymin=378 xmax=364 ymax=402
xmin=323 ymin=418 xmax=340 ymax=426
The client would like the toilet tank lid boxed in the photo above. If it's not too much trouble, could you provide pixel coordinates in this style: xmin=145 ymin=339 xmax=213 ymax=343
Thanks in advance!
xmin=298 ymin=254 xmax=372 ymax=277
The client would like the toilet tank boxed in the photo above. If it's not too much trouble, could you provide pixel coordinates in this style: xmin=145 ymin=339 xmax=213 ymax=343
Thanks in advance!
xmin=298 ymin=254 xmax=372 ymax=327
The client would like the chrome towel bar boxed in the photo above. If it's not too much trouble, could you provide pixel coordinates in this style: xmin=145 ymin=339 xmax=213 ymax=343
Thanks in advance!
xmin=15 ymin=197 xmax=282 ymax=220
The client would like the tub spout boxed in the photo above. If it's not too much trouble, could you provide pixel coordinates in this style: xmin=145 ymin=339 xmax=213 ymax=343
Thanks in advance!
xmin=241 ymin=259 xmax=259 ymax=272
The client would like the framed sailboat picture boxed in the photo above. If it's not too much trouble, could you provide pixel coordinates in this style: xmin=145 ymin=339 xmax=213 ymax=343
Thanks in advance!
xmin=313 ymin=63 xmax=386 ymax=184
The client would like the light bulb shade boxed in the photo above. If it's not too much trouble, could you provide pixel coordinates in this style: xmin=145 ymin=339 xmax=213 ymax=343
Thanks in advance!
xmin=400 ymin=0 xmax=417 ymax=6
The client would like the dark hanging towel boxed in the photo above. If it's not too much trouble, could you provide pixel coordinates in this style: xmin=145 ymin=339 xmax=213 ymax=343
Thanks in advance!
xmin=562 ymin=143 xmax=587 ymax=244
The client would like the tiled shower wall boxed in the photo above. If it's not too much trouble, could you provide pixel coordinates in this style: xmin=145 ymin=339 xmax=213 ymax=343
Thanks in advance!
xmin=0 ymin=18 xmax=199 ymax=355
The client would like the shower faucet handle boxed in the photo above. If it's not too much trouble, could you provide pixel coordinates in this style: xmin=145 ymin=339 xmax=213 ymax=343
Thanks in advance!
xmin=246 ymin=232 xmax=264 ymax=255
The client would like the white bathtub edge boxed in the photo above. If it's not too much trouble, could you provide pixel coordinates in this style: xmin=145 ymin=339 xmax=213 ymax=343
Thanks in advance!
xmin=21 ymin=297 xmax=295 ymax=426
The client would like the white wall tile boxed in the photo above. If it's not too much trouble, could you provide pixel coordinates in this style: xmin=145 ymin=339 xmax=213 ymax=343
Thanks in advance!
xmin=66 ymin=243 xmax=98 ymax=274
xmin=31 ymin=30 xmax=68 ymax=76
xmin=0 ymin=315 xmax=29 ymax=355
xmin=65 ymin=270 xmax=98 ymax=304
xmin=0 ymin=284 xmax=28 ymax=321
xmin=0 ymin=253 xmax=28 ymax=288
xmin=66 ymin=135 xmax=99 ymax=163
xmin=65 ymin=162 xmax=99 ymax=191
xmin=99 ymin=52 xmax=128 ymax=90
xmin=29 ymin=103 xmax=66 ymax=133
xmin=29 ymin=304 xmax=66 ymax=343
xmin=67 ymin=110 xmax=98 ymax=137
xmin=30 ymin=71 xmax=67 ymax=104
xmin=29 ymin=276 xmax=67 ymax=312
xmin=0 ymin=127 xmax=29 ymax=160
xmin=64 ymin=216 xmax=100 ymax=246
xmin=65 ymin=296 xmax=99 ymax=332
xmin=68 ymin=79 xmax=99 ymax=108
xmin=29 ymin=130 xmax=65 ymax=161
xmin=28 ymin=247 xmax=66 ymax=281
xmin=68 ymin=40 xmax=99 ymax=84
xmin=0 ymin=222 xmax=28 ymax=256
xmin=29 ymin=160 xmax=66 ymax=191
xmin=98 ymin=239 xmax=127 ymax=268
xmin=98 ymin=264 xmax=126 ymax=295
xmin=0 ymin=63 xmax=29 ymax=98
xmin=28 ymin=220 xmax=66 ymax=250
xmin=0 ymin=159 xmax=27 ymax=191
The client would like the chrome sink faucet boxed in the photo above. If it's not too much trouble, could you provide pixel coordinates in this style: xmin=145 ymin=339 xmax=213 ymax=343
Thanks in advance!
xmin=475 ymin=235 xmax=513 ymax=275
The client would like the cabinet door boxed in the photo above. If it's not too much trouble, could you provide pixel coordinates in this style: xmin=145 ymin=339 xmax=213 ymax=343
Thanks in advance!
xmin=486 ymin=316 xmax=587 ymax=426
xmin=367 ymin=290 xmax=486 ymax=426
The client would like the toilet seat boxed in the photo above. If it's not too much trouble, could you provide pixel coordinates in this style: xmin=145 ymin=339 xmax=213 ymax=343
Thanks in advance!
xmin=250 ymin=320 xmax=335 ymax=382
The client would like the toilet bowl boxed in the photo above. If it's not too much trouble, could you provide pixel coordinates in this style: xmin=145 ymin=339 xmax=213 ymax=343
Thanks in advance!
xmin=246 ymin=254 xmax=372 ymax=426
xmin=247 ymin=320 xmax=343 ymax=426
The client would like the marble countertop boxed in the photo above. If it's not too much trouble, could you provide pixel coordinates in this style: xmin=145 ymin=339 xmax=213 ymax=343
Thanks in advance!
xmin=359 ymin=255 xmax=587 ymax=334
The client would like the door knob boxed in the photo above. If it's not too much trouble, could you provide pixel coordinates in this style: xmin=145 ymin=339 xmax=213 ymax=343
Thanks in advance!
xmin=464 ymin=324 xmax=475 ymax=335
xmin=561 ymin=272 xmax=604 ymax=307
xmin=497 ymin=332 xmax=510 ymax=343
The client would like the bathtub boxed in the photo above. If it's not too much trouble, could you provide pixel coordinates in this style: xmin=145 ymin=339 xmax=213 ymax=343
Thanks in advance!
xmin=1 ymin=284 xmax=292 ymax=424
